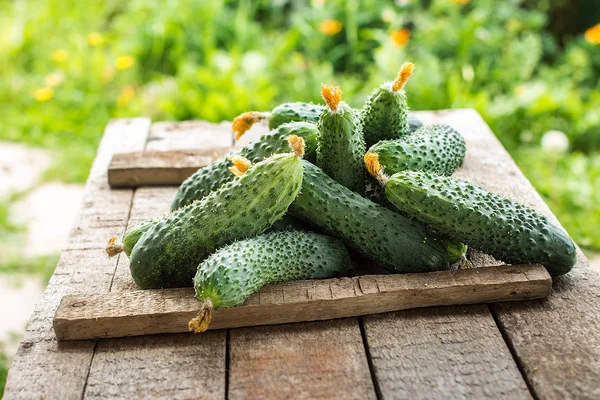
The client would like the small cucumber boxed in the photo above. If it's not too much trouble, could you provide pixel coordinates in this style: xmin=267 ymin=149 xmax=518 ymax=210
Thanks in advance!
xmin=368 ymin=165 xmax=577 ymax=275
xmin=368 ymin=124 xmax=466 ymax=177
xmin=188 ymin=230 xmax=351 ymax=332
xmin=232 ymin=103 xmax=324 ymax=140
xmin=289 ymin=160 xmax=464 ymax=273
xmin=127 ymin=137 xmax=305 ymax=289
xmin=360 ymin=62 xmax=415 ymax=147
xmin=105 ymin=218 xmax=161 ymax=258
xmin=171 ymin=122 xmax=318 ymax=211
xmin=316 ymin=84 xmax=366 ymax=193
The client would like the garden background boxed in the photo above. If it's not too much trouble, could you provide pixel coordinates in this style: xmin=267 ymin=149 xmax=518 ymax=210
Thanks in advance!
xmin=1 ymin=0 xmax=599 ymax=394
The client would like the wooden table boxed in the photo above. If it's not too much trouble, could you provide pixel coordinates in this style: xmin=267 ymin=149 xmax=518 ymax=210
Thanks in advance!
xmin=4 ymin=110 xmax=600 ymax=399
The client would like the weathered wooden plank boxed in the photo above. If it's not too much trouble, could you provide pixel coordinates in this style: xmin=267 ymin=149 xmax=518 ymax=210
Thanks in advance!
xmin=229 ymin=319 xmax=377 ymax=400
xmin=84 ymin=333 xmax=225 ymax=400
xmin=83 ymin=123 xmax=227 ymax=400
xmin=3 ymin=118 xmax=151 ymax=400
xmin=438 ymin=109 xmax=600 ymax=400
xmin=108 ymin=150 xmax=228 ymax=188
xmin=53 ymin=265 xmax=550 ymax=341
xmin=363 ymin=305 xmax=531 ymax=399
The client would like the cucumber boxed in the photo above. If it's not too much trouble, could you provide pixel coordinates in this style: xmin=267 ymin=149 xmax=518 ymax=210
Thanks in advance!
xmin=368 ymin=124 xmax=466 ymax=177
xmin=128 ymin=138 xmax=305 ymax=289
xmin=378 ymin=169 xmax=577 ymax=276
xmin=105 ymin=218 xmax=160 ymax=258
xmin=188 ymin=230 xmax=351 ymax=332
xmin=289 ymin=160 xmax=464 ymax=273
xmin=232 ymin=103 xmax=324 ymax=140
xmin=316 ymin=84 xmax=366 ymax=193
xmin=171 ymin=122 xmax=318 ymax=211
xmin=360 ymin=62 xmax=415 ymax=147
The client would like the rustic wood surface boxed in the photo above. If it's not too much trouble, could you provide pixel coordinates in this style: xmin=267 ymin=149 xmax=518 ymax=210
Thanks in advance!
xmin=54 ymin=265 xmax=551 ymax=341
xmin=5 ymin=110 xmax=600 ymax=400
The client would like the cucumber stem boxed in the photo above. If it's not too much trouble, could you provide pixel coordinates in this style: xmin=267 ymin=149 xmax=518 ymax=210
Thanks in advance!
xmin=321 ymin=84 xmax=342 ymax=113
xmin=391 ymin=62 xmax=415 ymax=92
xmin=286 ymin=135 xmax=305 ymax=158
xmin=105 ymin=236 xmax=124 ymax=257
xmin=188 ymin=298 xmax=213 ymax=333
xmin=364 ymin=152 xmax=388 ymax=185
xmin=228 ymin=155 xmax=252 ymax=177
xmin=232 ymin=111 xmax=270 ymax=140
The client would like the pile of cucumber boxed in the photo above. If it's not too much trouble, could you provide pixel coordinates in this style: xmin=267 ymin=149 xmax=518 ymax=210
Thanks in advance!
xmin=107 ymin=62 xmax=577 ymax=333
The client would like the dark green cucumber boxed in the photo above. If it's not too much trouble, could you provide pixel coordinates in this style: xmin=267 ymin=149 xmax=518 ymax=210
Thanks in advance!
xmin=368 ymin=124 xmax=466 ymax=177
xmin=268 ymin=102 xmax=324 ymax=130
xmin=316 ymin=85 xmax=365 ymax=193
xmin=289 ymin=160 xmax=463 ymax=273
xmin=360 ymin=62 xmax=415 ymax=147
xmin=383 ymin=171 xmax=577 ymax=275
xmin=189 ymin=230 xmax=351 ymax=331
xmin=171 ymin=122 xmax=318 ymax=211
xmin=130 ymin=144 xmax=305 ymax=289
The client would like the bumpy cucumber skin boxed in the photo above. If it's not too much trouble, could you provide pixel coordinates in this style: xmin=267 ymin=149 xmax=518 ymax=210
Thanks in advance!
xmin=123 ymin=218 xmax=160 ymax=257
xmin=369 ymin=124 xmax=466 ymax=177
xmin=130 ymin=153 xmax=304 ymax=289
xmin=316 ymin=103 xmax=366 ymax=194
xmin=289 ymin=161 xmax=459 ymax=273
xmin=385 ymin=171 xmax=577 ymax=275
xmin=171 ymin=122 xmax=317 ymax=211
xmin=194 ymin=231 xmax=351 ymax=308
xmin=360 ymin=83 xmax=410 ymax=147
xmin=268 ymin=103 xmax=325 ymax=130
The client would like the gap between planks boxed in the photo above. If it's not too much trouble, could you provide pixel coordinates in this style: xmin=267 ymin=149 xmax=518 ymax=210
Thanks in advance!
xmin=53 ymin=264 xmax=551 ymax=341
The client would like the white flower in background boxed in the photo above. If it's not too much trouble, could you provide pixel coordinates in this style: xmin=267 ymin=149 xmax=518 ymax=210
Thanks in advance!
xmin=541 ymin=130 xmax=569 ymax=153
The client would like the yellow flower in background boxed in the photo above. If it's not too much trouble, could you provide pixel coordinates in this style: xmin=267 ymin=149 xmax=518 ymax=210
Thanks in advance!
xmin=319 ymin=19 xmax=342 ymax=36
xmin=449 ymin=0 xmax=470 ymax=3
xmin=116 ymin=55 xmax=135 ymax=70
xmin=34 ymin=87 xmax=53 ymax=102
xmin=51 ymin=49 xmax=68 ymax=63
xmin=117 ymin=85 xmax=136 ymax=107
xmin=390 ymin=28 xmax=411 ymax=47
xmin=585 ymin=24 xmax=600 ymax=45
xmin=87 ymin=32 xmax=104 ymax=46
xmin=44 ymin=72 xmax=64 ymax=87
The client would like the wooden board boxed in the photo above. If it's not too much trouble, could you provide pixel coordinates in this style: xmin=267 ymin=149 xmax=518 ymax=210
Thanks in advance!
xmin=6 ymin=110 xmax=600 ymax=400
xmin=53 ymin=265 xmax=550 ymax=341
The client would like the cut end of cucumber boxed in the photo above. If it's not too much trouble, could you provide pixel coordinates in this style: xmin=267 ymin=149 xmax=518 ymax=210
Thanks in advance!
xmin=286 ymin=135 xmax=305 ymax=158
xmin=392 ymin=62 xmax=415 ymax=92
xmin=321 ymin=84 xmax=342 ymax=113
xmin=188 ymin=298 xmax=214 ymax=333
xmin=232 ymin=111 xmax=270 ymax=140
xmin=228 ymin=155 xmax=252 ymax=177
xmin=364 ymin=152 xmax=388 ymax=185
xmin=105 ymin=236 xmax=124 ymax=258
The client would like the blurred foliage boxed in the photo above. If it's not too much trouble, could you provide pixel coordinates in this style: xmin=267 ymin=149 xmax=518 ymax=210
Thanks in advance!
xmin=0 ymin=0 xmax=599 ymax=249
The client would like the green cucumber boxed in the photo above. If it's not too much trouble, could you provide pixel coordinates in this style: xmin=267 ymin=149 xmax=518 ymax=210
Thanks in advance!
xmin=171 ymin=122 xmax=318 ymax=211
xmin=232 ymin=103 xmax=324 ymax=140
xmin=128 ymin=138 xmax=305 ymax=289
xmin=188 ymin=230 xmax=351 ymax=332
xmin=380 ymin=170 xmax=577 ymax=276
xmin=316 ymin=85 xmax=365 ymax=193
xmin=360 ymin=62 xmax=415 ymax=147
xmin=289 ymin=160 xmax=464 ymax=273
xmin=368 ymin=124 xmax=466 ymax=177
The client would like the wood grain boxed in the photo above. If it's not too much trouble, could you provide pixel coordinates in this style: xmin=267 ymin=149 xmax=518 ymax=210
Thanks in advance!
xmin=3 ymin=118 xmax=151 ymax=400
xmin=82 ymin=132 xmax=227 ymax=399
xmin=108 ymin=149 xmax=230 ymax=188
xmin=229 ymin=319 xmax=377 ymax=400
xmin=438 ymin=109 xmax=600 ymax=400
xmin=53 ymin=265 xmax=550 ymax=341
xmin=363 ymin=305 xmax=531 ymax=399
